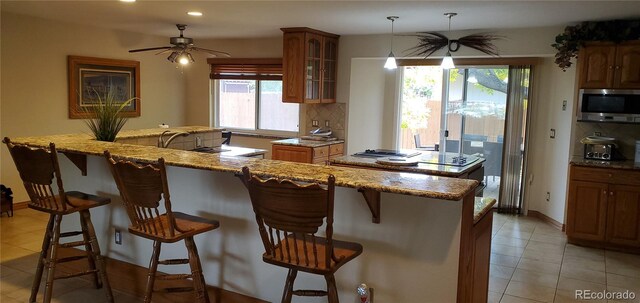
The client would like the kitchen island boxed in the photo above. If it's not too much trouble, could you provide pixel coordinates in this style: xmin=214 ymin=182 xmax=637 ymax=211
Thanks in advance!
xmin=7 ymin=128 xmax=496 ymax=302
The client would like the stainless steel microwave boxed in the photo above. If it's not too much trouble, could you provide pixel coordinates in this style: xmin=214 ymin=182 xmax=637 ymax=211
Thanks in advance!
xmin=578 ymin=89 xmax=640 ymax=123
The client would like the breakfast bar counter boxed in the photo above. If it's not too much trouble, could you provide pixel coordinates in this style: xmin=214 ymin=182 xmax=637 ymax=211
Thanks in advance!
xmin=7 ymin=128 xmax=494 ymax=302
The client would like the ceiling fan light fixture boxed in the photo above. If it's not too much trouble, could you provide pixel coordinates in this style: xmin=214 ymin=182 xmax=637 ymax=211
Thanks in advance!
xmin=167 ymin=51 xmax=179 ymax=62
xmin=178 ymin=53 xmax=194 ymax=65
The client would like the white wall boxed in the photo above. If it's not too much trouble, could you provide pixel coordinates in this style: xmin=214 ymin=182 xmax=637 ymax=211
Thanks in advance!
xmin=524 ymin=58 xmax=577 ymax=223
xmin=0 ymin=12 xmax=188 ymax=202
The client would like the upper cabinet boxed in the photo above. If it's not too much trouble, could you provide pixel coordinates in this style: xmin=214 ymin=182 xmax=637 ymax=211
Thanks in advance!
xmin=281 ymin=28 xmax=339 ymax=103
xmin=578 ymin=41 xmax=640 ymax=89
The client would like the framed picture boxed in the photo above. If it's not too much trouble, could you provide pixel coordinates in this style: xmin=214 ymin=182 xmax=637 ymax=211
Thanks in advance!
xmin=68 ymin=56 xmax=140 ymax=119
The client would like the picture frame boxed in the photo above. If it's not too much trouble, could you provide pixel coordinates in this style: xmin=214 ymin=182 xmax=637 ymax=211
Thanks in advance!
xmin=68 ymin=56 xmax=140 ymax=119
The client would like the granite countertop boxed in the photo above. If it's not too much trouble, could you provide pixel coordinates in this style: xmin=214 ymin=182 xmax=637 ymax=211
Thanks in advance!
xmin=570 ymin=156 xmax=640 ymax=171
xmin=10 ymin=133 xmax=477 ymax=201
xmin=117 ymin=126 xmax=222 ymax=139
xmin=474 ymin=197 xmax=497 ymax=224
xmin=330 ymin=152 xmax=485 ymax=177
xmin=271 ymin=138 xmax=345 ymax=148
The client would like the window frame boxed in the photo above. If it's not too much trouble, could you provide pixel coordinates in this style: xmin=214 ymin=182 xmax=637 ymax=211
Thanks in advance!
xmin=213 ymin=79 xmax=300 ymax=137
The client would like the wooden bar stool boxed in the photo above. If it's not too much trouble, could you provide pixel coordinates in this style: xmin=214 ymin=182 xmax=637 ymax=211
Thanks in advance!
xmin=3 ymin=138 xmax=113 ymax=303
xmin=104 ymin=151 xmax=220 ymax=303
xmin=242 ymin=167 xmax=363 ymax=303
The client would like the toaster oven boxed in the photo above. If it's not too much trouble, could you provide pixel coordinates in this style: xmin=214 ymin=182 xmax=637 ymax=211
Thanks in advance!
xmin=584 ymin=143 xmax=616 ymax=161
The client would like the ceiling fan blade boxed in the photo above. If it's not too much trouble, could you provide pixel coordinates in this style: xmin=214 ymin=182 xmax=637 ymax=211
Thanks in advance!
xmin=129 ymin=46 xmax=171 ymax=53
xmin=191 ymin=46 xmax=231 ymax=57
xmin=155 ymin=47 xmax=180 ymax=55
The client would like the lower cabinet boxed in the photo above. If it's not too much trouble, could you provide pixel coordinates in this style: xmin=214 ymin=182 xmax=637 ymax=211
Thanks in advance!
xmin=272 ymin=143 xmax=343 ymax=164
xmin=566 ymin=165 xmax=640 ymax=250
xmin=470 ymin=210 xmax=492 ymax=302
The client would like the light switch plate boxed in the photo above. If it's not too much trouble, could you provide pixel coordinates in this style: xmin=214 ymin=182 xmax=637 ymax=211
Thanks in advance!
xmin=562 ymin=100 xmax=567 ymax=111
xmin=550 ymin=129 xmax=556 ymax=139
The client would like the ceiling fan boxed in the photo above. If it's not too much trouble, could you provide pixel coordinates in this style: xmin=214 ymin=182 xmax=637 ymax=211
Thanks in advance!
xmin=129 ymin=24 xmax=230 ymax=65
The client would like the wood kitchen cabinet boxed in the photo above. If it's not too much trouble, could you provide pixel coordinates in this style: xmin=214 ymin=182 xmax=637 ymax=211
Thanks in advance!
xmin=578 ymin=41 xmax=640 ymax=89
xmin=470 ymin=210 xmax=492 ymax=303
xmin=272 ymin=143 xmax=344 ymax=164
xmin=281 ymin=28 xmax=339 ymax=104
xmin=566 ymin=165 xmax=640 ymax=251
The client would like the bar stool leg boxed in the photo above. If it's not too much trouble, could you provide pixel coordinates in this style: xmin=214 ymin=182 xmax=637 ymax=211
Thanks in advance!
xmin=81 ymin=210 xmax=114 ymax=302
xmin=281 ymin=269 xmax=297 ymax=303
xmin=325 ymin=274 xmax=339 ymax=303
xmin=43 ymin=215 xmax=62 ymax=303
xmin=185 ymin=237 xmax=210 ymax=303
xmin=80 ymin=211 xmax=100 ymax=289
xmin=29 ymin=215 xmax=54 ymax=303
xmin=144 ymin=240 xmax=162 ymax=303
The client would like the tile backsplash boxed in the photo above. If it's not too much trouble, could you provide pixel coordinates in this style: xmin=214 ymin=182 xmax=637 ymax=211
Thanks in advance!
xmin=573 ymin=122 xmax=640 ymax=159
xmin=304 ymin=103 xmax=346 ymax=139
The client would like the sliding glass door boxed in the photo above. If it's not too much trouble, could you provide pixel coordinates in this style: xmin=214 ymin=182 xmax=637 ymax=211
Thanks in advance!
xmin=399 ymin=64 xmax=531 ymax=213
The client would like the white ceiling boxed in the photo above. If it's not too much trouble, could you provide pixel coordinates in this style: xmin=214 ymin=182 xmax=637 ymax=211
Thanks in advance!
xmin=2 ymin=1 xmax=639 ymax=39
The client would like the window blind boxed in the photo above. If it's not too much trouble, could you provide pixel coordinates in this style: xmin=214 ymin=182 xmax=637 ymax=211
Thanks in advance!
xmin=208 ymin=58 xmax=282 ymax=80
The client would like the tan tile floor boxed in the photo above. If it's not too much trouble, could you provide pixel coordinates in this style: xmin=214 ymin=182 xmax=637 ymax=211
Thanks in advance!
xmin=3 ymin=208 xmax=640 ymax=302
xmin=490 ymin=213 xmax=640 ymax=303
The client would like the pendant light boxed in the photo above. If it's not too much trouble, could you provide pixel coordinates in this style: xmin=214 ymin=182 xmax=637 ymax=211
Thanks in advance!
xmin=384 ymin=16 xmax=399 ymax=69
xmin=440 ymin=13 xmax=457 ymax=70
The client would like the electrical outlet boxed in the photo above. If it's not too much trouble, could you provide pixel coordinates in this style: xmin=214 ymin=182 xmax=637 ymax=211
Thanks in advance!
xmin=325 ymin=120 xmax=330 ymax=127
xmin=312 ymin=120 xmax=319 ymax=127
xmin=114 ymin=229 xmax=122 ymax=245
xmin=550 ymin=129 xmax=556 ymax=139
xmin=195 ymin=136 xmax=203 ymax=147
xmin=562 ymin=100 xmax=567 ymax=111
xmin=546 ymin=192 xmax=550 ymax=202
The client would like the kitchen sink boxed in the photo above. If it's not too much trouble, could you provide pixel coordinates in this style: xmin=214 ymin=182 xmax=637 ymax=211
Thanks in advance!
xmin=190 ymin=147 xmax=230 ymax=153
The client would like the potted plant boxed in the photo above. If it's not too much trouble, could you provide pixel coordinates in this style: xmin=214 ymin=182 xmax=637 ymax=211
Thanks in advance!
xmin=83 ymin=88 xmax=136 ymax=142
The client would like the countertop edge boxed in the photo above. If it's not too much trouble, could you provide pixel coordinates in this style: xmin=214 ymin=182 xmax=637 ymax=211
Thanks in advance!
xmin=271 ymin=138 xmax=345 ymax=148
xmin=330 ymin=157 xmax=484 ymax=177
xmin=569 ymin=157 xmax=640 ymax=171
xmin=474 ymin=198 xmax=497 ymax=224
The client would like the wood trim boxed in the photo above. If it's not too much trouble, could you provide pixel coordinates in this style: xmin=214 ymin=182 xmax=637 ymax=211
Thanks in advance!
xmin=397 ymin=57 xmax=541 ymax=67
xmin=527 ymin=210 xmax=565 ymax=231
xmin=206 ymin=58 xmax=282 ymax=65
xmin=456 ymin=191 xmax=476 ymax=303
xmin=280 ymin=27 xmax=340 ymax=38
xmin=56 ymin=247 xmax=267 ymax=303
xmin=13 ymin=201 xmax=28 ymax=210
xmin=68 ymin=56 xmax=141 ymax=119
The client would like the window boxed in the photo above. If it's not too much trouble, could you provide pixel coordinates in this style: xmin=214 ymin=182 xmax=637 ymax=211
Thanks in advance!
xmin=209 ymin=58 xmax=299 ymax=134
xmin=216 ymin=79 xmax=299 ymax=133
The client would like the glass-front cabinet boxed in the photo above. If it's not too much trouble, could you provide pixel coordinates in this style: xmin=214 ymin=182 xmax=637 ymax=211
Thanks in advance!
xmin=282 ymin=28 xmax=339 ymax=103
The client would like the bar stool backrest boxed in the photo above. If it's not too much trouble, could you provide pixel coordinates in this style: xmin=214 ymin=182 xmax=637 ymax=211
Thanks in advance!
xmin=104 ymin=151 xmax=177 ymax=238
xmin=242 ymin=167 xmax=337 ymax=270
xmin=3 ymin=138 xmax=68 ymax=212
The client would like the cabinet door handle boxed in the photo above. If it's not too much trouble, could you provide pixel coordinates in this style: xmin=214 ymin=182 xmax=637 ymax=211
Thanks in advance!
xmin=609 ymin=191 xmax=614 ymax=196
xmin=609 ymin=65 xmax=614 ymax=69
xmin=615 ymin=66 xmax=621 ymax=70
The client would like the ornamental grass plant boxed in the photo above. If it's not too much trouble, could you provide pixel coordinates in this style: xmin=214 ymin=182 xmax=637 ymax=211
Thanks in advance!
xmin=83 ymin=88 xmax=135 ymax=142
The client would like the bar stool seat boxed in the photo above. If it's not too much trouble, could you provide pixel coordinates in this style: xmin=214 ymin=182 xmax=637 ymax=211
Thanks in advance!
xmin=28 ymin=191 xmax=110 ymax=214
xmin=3 ymin=138 xmax=113 ymax=303
xmin=130 ymin=211 xmax=219 ymax=243
xmin=266 ymin=236 xmax=362 ymax=274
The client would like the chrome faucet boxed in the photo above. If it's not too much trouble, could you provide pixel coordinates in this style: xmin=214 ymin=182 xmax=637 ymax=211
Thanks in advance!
xmin=158 ymin=130 xmax=189 ymax=148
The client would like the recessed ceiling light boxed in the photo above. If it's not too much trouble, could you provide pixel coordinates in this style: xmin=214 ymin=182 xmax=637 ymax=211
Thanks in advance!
xmin=187 ymin=11 xmax=203 ymax=17
xmin=120 ymin=0 xmax=136 ymax=2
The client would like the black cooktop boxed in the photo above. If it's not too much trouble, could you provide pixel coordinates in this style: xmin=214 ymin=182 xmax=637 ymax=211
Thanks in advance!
xmin=353 ymin=149 xmax=421 ymax=158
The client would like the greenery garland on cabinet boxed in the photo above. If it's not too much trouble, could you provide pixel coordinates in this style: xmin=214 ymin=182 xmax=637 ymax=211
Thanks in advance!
xmin=552 ymin=19 xmax=640 ymax=71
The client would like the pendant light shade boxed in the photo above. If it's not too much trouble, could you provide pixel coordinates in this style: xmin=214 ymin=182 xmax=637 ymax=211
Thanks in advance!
xmin=384 ymin=16 xmax=399 ymax=70
xmin=384 ymin=52 xmax=397 ymax=69
xmin=441 ymin=51 xmax=455 ymax=69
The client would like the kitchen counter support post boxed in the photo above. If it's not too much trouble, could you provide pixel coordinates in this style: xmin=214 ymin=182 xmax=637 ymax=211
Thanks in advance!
xmin=358 ymin=188 xmax=381 ymax=223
